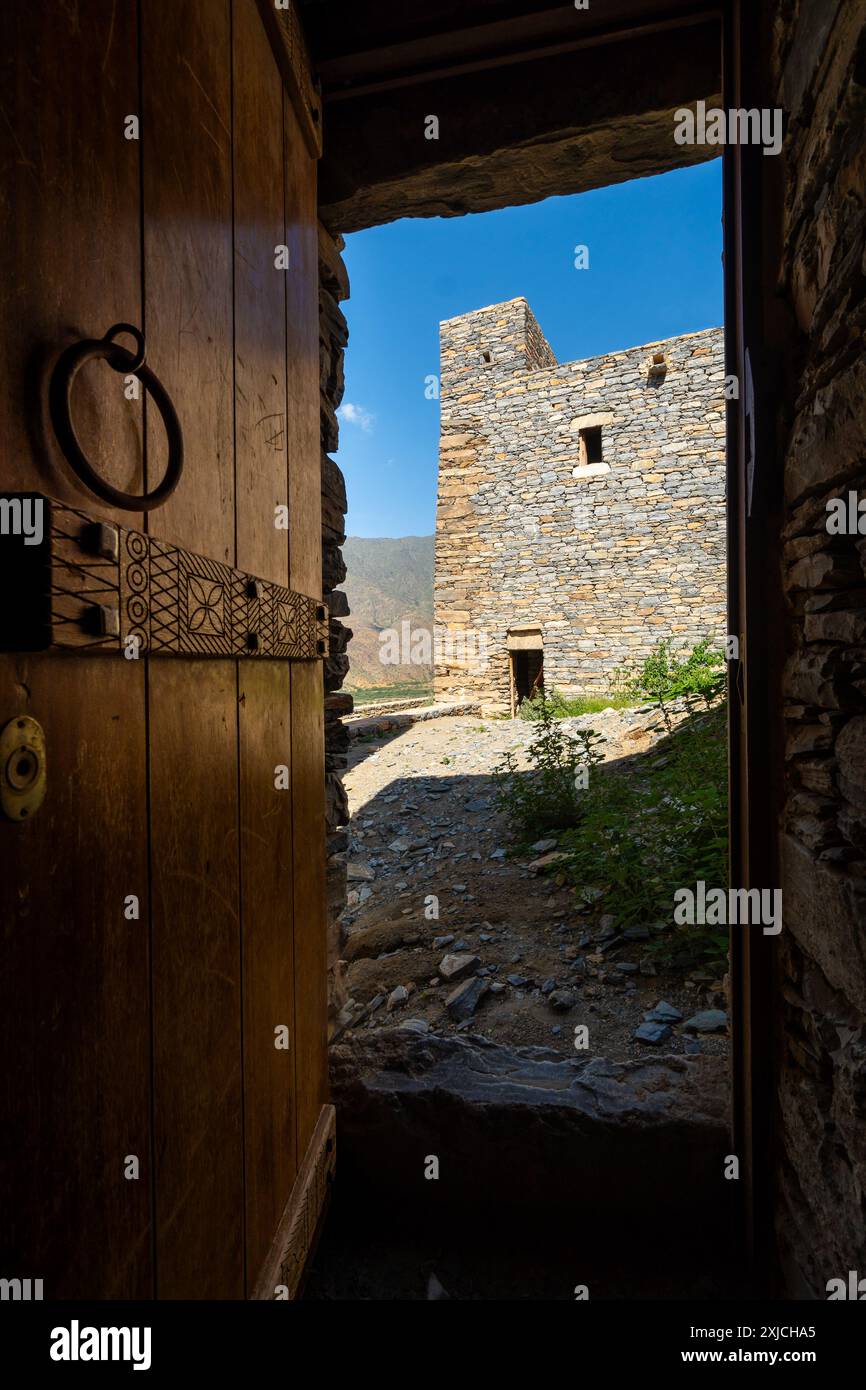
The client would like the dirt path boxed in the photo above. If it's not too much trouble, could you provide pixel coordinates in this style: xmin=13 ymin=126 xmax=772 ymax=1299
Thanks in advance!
xmin=336 ymin=710 xmax=729 ymax=1061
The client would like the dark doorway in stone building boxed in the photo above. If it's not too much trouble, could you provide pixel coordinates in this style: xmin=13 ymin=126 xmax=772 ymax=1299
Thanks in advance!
xmin=508 ymin=627 xmax=545 ymax=714
xmin=510 ymin=648 xmax=544 ymax=709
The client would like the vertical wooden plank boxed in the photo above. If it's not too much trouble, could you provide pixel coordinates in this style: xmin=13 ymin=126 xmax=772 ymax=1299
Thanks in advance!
xmin=237 ymin=663 xmax=295 ymax=1287
xmin=289 ymin=661 xmax=327 ymax=1149
xmin=285 ymin=104 xmax=321 ymax=601
xmin=147 ymin=663 xmax=242 ymax=1298
xmin=141 ymin=0 xmax=243 ymax=1298
xmin=232 ymin=0 xmax=297 ymax=1290
xmin=284 ymin=91 xmax=327 ymax=1153
xmin=0 ymin=0 xmax=151 ymax=1297
xmin=233 ymin=0 xmax=291 ymax=592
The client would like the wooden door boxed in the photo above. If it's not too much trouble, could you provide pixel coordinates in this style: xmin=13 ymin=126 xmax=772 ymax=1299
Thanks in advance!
xmin=0 ymin=0 xmax=328 ymax=1299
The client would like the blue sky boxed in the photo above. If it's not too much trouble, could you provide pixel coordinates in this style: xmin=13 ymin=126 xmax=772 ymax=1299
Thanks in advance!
xmin=337 ymin=158 xmax=723 ymax=538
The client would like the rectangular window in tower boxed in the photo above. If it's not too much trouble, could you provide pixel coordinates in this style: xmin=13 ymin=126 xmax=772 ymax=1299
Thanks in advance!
xmin=579 ymin=425 xmax=603 ymax=465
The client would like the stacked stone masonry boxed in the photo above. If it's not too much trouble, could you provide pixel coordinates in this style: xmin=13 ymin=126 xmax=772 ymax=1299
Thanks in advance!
xmin=434 ymin=298 xmax=727 ymax=712
xmin=772 ymin=0 xmax=866 ymax=1298
xmin=318 ymin=221 xmax=352 ymax=1031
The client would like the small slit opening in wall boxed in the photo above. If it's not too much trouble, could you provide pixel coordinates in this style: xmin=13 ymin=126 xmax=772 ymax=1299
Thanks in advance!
xmin=579 ymin=425 xmax=603 ymax=465
xmin=481 ymin=350 xmax=493 ymax=365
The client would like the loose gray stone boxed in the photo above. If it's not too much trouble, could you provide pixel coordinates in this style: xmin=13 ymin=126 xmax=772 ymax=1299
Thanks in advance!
xmin=531 ymin=837 xmax=559 ymax=854
xmin=634 ymin=1022 xmax=672 ymax=1044
xmin=646 ymin=1001 xmax=684 ymax=1023
xmin=684 ymin=1009 xmax=728 ymax=1034
xmin=445 ymin=976 xmax=488 ymax=1021
xmin=548 ymin=989 xmax=576 ymax=1012
xmin=438 ymin=952 xmax=480 ymax=981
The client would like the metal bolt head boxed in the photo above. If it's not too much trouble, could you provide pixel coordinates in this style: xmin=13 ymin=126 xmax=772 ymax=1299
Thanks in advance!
xmin=82 ymin=603 xmax=120 ymax=637
xmin=80 ymin=521 xmax=119 ymax=562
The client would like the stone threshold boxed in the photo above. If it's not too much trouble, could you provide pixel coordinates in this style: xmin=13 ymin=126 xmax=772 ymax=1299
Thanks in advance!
xmin=346 ymin=699 xmax=482 ymax=739
xmin=330 ymin=1026 xmax=730 ymax=1229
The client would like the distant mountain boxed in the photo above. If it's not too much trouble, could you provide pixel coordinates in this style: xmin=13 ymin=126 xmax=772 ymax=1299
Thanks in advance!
xmin=341 ymin=535 xmax=434 ymax=690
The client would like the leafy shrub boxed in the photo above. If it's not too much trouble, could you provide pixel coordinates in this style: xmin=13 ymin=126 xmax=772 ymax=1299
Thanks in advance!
xmin=496 ymin=684 xmax=729 ymax=969
xmin=514 ymin=639 xmax=724 ymax=723
xmin=560 ymin=702 xmax=729 ymax=967
xmin=493 ymin=697 xmax=605 ymax=835
xmin=621 ymin=637 xmax=725 ymax=705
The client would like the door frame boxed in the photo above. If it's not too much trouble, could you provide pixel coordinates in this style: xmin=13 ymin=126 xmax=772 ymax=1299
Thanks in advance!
xmin=723 ymin=0 xmax=784 ymax=1282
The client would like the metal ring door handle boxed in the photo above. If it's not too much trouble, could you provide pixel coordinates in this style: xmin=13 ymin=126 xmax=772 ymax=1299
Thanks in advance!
xmin=49 ymin=323 xmax=184 ymax=512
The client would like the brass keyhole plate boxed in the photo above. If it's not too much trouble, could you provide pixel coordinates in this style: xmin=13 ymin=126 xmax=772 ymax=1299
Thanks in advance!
xmin=0 ymin=716 xmax=47 ymax=822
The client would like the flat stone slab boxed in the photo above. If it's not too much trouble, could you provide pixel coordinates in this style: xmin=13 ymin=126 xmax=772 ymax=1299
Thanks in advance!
xmin=347 ymin=701 xmax=481 ymax=739
xmin=330 ymin=1028 xmax=729 ymax=1229
xmin=438 ymin=952 xmax=480 ymax=981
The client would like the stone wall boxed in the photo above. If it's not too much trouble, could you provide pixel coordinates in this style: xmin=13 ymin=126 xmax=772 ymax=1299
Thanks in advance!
xmin=434 ymin=299 xmax=726 ymax=711
xmin=318 ymin=221 xmax=352 ymax=1031
xmin=772 ymin=0 xmax=866 ymax=1297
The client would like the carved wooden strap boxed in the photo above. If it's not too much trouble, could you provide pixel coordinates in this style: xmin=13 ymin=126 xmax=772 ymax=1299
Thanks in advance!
xmin=0 ymin=494 xmax=328 ymax=660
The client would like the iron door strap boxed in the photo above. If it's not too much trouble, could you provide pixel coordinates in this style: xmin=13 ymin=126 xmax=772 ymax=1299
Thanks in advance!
xmin=0 ymin=493 xmax=328 ymax=660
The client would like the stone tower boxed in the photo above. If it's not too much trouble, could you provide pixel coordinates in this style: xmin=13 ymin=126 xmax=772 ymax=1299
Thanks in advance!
xmin=434 ymin=298 xmax=726 ymax=714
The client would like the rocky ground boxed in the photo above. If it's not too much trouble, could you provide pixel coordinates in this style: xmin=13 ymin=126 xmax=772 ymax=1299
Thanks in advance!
xmin=335 ymin=706 xmax=729 ymax=1061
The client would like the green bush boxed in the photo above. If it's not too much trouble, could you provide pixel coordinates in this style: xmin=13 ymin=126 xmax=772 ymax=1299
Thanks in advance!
xmin=513 ymin=638 xmax=725 ymax=722
xmin=560 ymin=702 xmax=729 ymax=967
xmin=621 ymin=637 xmax=725 ymax=705
xmin=495 ymin=679 xmax=729 ymax=970
xmin=493 ymin=697 xmax=605 ymax=835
